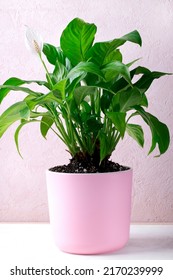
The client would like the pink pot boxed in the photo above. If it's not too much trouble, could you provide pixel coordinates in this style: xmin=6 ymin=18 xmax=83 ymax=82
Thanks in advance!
xmin=46 ymin=168 xmax=132 ymax=255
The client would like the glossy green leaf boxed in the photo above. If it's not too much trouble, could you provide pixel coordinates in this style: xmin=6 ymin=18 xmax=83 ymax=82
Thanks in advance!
xmin=100 ymin=90 xmax=114 ymax=112
xmin=0 ymin=77 xmax=24 ymax=103
xmin=74 ymin=86 xmax=97 ymax=105
xmin=111 ymin=87 xmax=148 ymax=112
xmin=67 ymin=61 xmax=105 ymax=81
xmin=111 ymin=65 xmax=169 ymax=97
xmin=52 ymin=79 xmax=67 ymax=100
xmin=0 ymin=102 xmax=30 ymax=137
xmin=0 ymin=85 xmax=43 ymax=98
xmin=134 ymin=106 xmax=170 ymax=155
xmin=102 ymin=61 xmax=131 ymax=83
xmin=119 ymin=87 xmax=143 ymax=111
xmin=66 ymin=73 xmax=86 ymax=96
xmin=88 ymin=45 xmax=122 ymax=66
xmin=87 ymin=30 xmax=142 ymax=66
xmin=99 ymin=132 xmax=110 ymax=163
xmin=14 ymin=120 xmax=38 ymax=157
xmin=103 ymin=49 xmax=122 ymax=65
xmin=60 ymin=18 xmax=97 ymax=66
xmin=0 ymin=77 xmax=47 ymax=104
xmin=107 ymin=111 xmax=126 ymax=137
xmin=126 ymin=123 xmax=144 ymax=147
xmin=40 ymin=115 xmax=54 ymax=139
xmin=134 ymin=68 xmax=169 ymax=93
xmin=52 ymin=61 xmax=67 ymax=83
xmin=43 ymin=44 xmax=65 ymax=65
xmin=86 ymin=116 xmax=103 ymax=135
xmin=25 ymin=91 xmax=62 ymax=110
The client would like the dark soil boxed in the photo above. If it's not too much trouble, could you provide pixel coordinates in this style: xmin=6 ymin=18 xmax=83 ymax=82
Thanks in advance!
xmin=49 ymin=156 xmax=129 ymax=174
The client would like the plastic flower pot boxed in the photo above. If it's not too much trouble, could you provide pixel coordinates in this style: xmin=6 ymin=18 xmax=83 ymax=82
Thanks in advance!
xmin=46 ymin=168 xmax=133 ymax=255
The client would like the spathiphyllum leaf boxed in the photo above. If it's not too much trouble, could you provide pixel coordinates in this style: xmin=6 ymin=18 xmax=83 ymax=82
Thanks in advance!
xmin=111 ymin=87 xmax=145 ymax=112
xmin=0 ymin=102 xmax=30 ymax=137
xmin=99 ymin=132 xmax=111 ymax=163
xmin=119 ymin=87 xmax=144 ymax=111
xmin=134 ymin=106 xmax=170 ymax=155
xmin=40 ymin=115 xmax=54 ymax=139
xmin=52 ymin=79 xmax=67 ymax=100
xmin=111 ymin=65 xmax=169 ymax=96
xmin=102 ymin=61 xmax=131 ymax=84
xmin=43 ymin=44 xmax=66 ymax=65
xmin=87 ymin=44 xmax=123 ymax=66
xmin=126 ymin=123 xmax=144 ymax=147
xmin=107 ymin=111 xmax=126 ymax=137
xmin=86 ymin=30 xmax=142 ymax=66
xmin=52 ymin=61 xmax=67 ymax=83
xmin=126 ymin=66 xmax=170 ymax=94
xmin=0 ymin=77 xmax=24 ymax=103
xmin=134 ymin=69 xmax=169 ymax=93
xmin=14 ymin=120 xmax=38 ymax=157
xmin=0 ymin=77 xmax=48 ymax=104
xmin=67 ymin=62 xmax=105 ymax=82
xmin=60 ymin=18 xmax=97 ymax=66
xmin=74 ymin=86 xmax=97 ymax=105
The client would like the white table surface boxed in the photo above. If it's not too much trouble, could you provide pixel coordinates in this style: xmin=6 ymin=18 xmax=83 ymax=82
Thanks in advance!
xmin=0 ymin=223 xmax=172 ymax=260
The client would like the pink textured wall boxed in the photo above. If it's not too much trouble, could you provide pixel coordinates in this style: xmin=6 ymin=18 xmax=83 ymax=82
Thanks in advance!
xmin=0 ymin=0 xmax=173 ymax=222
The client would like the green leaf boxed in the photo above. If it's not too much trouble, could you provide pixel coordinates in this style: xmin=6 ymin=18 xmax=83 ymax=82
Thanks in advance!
xmin=60 ymin=18 xmax=97 ymax=66
xmin=67 ymin=61 xmax=105 ymax=82
xmin=111 ymin=87 xmax=147 ymax=112
xmin=52 ymin=61 xmax=67 ymax=83
xmin=0 ymin=102 xmax=30 ymax=137
xmin=99 ymin=132 xmax=110 ymax=163
xmin=14 ymin=120 xmax=38 ymax=157
xmin=43 ymin=44 xmax=65 ymax=65
xmin=122 ymin=30 xmax=142 ymax=46
xmin=128 ymin=66 xmax=170 ymax=94
xmin=0 ymin=77 xmax=24 ymax=103
xmin=86 ymin=116 xmax=103 ymax=135
xmin=40 ymin=115 xmax=54 ymax=139
xmin=111 ymin=65 xmax=169 ymax=97
xmin=87 ymin=30 xmax=142 ymax=66
xmin=134 ymin=106 xmax=170 ymax=155
xmin=107 ymin=111 xmax=126 ymax=137
xmin=88 ymin=45 xmax=122 ymax=66
xmin=66 ymin=73 xmax=86 ymax=96
xmin=126 ymin=58 xmax=141 ymax=68
xmin=81 ymin=101 xmax=91 ymax=114
xmin=119 ymin=87 xmax=144 ymax=111
xmin=74 ymin=86 xmax=97 ymax=105
xmin=103 ymin=49 xmax=122 ymax=65
xmin=0 ymin=77 xmax=48 ymax=103
xmin=100 ymin=90 xmax=114 ymax=112
xmin=25 ymin=91 xmax=62 ymax=110
xmin=52 ymin=79 xmax=67 ymax=100
xmin=126 ymin=123 xmax=144 ymax=147
xmin=0 ymin=85 xmax=43 ymax=98
xmin=102 ymin=61 xmax=131 ymax=84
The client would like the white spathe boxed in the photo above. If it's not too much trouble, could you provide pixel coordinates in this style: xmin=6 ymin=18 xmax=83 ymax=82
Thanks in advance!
xmin=25 ymin=26 xmax=43 ymax=55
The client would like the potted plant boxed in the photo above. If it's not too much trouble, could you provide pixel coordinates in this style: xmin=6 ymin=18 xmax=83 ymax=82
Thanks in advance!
xmin=0 ymin=18 xmax=170 ymax=254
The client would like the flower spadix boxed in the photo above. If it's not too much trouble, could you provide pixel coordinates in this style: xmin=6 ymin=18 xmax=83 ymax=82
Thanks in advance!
xmin=25 ymin=26 xmax=43 ymax=55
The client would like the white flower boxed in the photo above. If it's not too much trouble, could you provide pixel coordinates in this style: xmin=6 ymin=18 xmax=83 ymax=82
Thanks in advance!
xmin=25 ymin=26 xmax=43 ymax=55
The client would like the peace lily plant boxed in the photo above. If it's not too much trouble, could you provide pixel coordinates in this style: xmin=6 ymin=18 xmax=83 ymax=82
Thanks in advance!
xmin=0 ymin=18 xmax=170 ymax=172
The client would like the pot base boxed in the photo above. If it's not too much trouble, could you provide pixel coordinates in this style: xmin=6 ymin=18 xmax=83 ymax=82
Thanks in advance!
xmin=56 ymin=239 xmax=129 ymax=255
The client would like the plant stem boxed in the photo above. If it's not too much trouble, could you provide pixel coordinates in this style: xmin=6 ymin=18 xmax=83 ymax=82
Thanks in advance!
xmin=38 ymin=53 xmax=54 ymax=89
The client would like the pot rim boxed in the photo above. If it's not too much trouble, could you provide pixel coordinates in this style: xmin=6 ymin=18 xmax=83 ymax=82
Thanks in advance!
xmin=46 ymin=166 xmax=132 ymax=176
